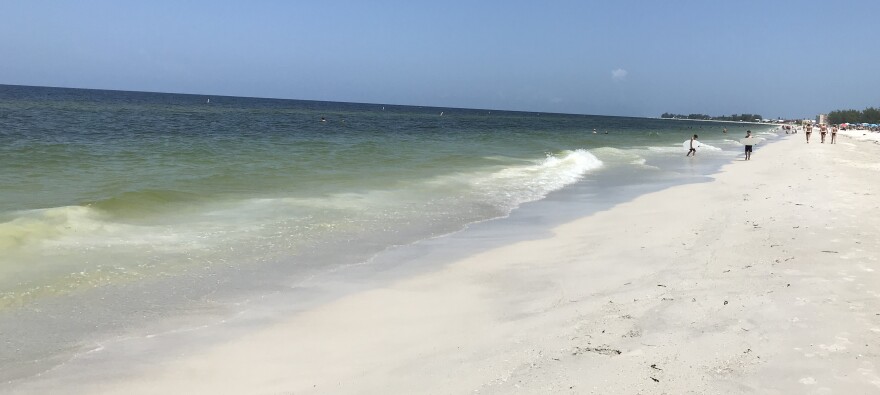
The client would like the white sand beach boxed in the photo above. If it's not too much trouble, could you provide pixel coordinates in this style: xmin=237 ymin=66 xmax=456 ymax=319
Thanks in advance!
xmin=840 ymin=128 xmax=880 ymax=143
xmin=12 ymin=133 xmax=880 ymax=394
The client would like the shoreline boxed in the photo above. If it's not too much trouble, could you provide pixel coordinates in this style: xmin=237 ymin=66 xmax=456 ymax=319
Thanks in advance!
xmin=9 ymin=133 xmax=880 ymax=394
xmin=1 ymin=126 xmax=766 ymax=384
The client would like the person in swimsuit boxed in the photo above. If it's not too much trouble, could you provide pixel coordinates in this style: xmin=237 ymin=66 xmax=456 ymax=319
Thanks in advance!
xmin=820 ymin=124 xmax=827 ymax=143
xmin=744 ymin=130 xmax=753 ymax=160
xmin=831 ymin=125 xmax=838 ymax=144
xmin=805 ymin=123 xmax=812 ymax=143
xmin=686 ymin=134 xmax=698 ymax=157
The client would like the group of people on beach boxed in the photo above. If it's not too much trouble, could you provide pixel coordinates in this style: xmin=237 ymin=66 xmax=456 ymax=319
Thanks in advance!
xmin=804 ymin=123 xmax=837 ymax=144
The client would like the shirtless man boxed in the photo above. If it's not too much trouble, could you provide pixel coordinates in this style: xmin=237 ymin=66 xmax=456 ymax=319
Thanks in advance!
xmin=744 ymin=130 xmax=754 ymax=161
xmin=820 ymin=124 xmax=828 ymax=143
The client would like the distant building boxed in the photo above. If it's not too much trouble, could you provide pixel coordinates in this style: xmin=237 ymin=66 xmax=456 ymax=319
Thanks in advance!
xmin=817 ymin=114 xmax=828 ymax=125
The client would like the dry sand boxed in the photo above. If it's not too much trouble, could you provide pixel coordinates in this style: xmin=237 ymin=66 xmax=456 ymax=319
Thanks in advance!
xmin=11 ymin=134 xmax=880 ymax=394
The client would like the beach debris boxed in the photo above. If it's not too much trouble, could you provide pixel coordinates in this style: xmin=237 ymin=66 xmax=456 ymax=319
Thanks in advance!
xmin=573 ymin=345 xmax=621 ymax=356
xmin=657 ymin=284 xmax=667 ymax=288
xmin=723 ymin=269 xmax=731 ymax=273
xmin=821 ymin=250 xmax=839 ymax=254
xmin=723 ymin=300 xmax=729 ymax=305
xmin=661 ymin=297 xmax=674 ymax=301
xmin=650 ymin=364 xmax=662 ymax=370
xmin=624 ymin=328 xmax=642 ymax=338
xmin=650 ymin=377 xmax=660 ymax=382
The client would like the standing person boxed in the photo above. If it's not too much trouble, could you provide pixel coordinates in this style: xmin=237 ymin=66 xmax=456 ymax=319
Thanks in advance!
xmin=744 ymin=130 xmax=754 ymax=161
xmin=831 ymin=125 xmax=838 ymax=144
xmin=805 ymin=123 xmax=812 ymax=143
xmin=723 ymin=127 xmax=727 ymax=135
xmin=686 ymin=134 xmax=698 ymax=157
xmin=820 ymin=124 xmax=827 ymax=143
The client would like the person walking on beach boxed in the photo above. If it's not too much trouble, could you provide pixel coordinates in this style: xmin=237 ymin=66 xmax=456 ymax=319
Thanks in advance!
xmin=805 ymin=123 xmax=812 ymax=143
xmin=686 ymin=134 xmax=698 ymax=157
xmin=831 ymin=125 xmax=838 ymax=144
xmin=744 ymin=130 xmax=754 ymax=161
xmin=820 ymin=124 xmax=828 ymax=143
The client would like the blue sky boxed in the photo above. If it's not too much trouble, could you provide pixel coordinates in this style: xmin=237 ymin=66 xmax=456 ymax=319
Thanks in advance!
xmin=1 ymin=1 xmax=877 ymax=118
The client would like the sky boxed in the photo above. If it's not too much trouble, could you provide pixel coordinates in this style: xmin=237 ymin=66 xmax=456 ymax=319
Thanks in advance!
xmin=1 ymin=0 xmax=878 ymax=119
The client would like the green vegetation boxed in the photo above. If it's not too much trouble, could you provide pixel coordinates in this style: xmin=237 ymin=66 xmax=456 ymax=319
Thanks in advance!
xmin=660 ymin=113 xmax=763 ymax=122
xmin=827 ymin=107 xmax=880 ymax=124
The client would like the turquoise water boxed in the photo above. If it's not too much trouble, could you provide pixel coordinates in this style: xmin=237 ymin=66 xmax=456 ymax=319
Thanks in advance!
xmin=0 ymin=85 xmax=777 ymax=311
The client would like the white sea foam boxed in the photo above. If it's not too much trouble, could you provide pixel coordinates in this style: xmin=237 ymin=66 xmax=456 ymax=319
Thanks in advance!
xmin=470 ymin=149 xmax=603 ymax=208
xmin=591 ymin=147 xmax=659 ymax=169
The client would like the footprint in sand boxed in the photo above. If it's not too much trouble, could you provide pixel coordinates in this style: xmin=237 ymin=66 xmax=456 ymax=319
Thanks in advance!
xmin=799 ymin=377 xmax=817 ymax=385
xmin=857 ymin=362 xmax=880 ymax=389
xmin=818 ymin=335 xmax=852 ymax=353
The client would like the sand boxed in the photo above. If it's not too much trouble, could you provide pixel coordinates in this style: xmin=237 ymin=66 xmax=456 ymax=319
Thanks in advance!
xmin=839 ymin=128 xmax=880 ymax=143
xmin=10 ymin=133 xmax=880 ymax=394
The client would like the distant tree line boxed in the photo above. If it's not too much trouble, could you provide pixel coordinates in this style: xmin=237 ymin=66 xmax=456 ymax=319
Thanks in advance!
xmin=660 ymin=113 xmax=763 ymax=122
xmin=827 ymin=107 xmax=880 ymax=124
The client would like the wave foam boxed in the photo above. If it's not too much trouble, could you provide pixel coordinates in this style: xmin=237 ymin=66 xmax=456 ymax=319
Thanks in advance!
xmin=471 ymin=149 xmax=603 ymax=208
xmin=0 ymin=206 xmax=191 ymax=252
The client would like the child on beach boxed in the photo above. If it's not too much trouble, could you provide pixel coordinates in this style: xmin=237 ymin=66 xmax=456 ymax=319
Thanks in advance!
xmin=744 ymin=130 xmax=753 ymax=161
xmin=686 ymin=134 xmax=698 ymax=157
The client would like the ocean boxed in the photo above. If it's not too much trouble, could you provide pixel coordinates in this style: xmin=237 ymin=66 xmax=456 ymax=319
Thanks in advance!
xmin=0 ymin=84 xmax=777 ymax=381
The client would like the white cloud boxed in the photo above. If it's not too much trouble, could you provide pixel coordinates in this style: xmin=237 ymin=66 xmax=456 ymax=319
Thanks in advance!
xmin=611 ymin=68 xmax=628 ymax=82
